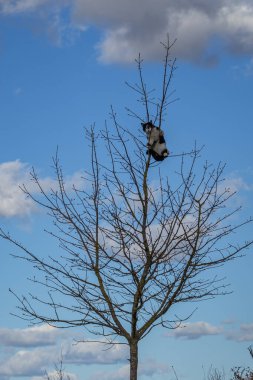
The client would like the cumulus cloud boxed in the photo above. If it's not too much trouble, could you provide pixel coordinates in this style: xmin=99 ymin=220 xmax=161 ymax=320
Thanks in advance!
xmin=166 ymin=320 xmax=253 ymax=342
xmin=0 ymin=160 xmax=84 ymax=218
xmin=89 ymin=359 xmax=169 ymax=380
xmin=72 ymin=0 xmax=253 ymax=64
xmin=64 ymin=341 xmax=128 ymax=365
xmin=0 ymin=160 xmax=36 ymax=217
xmin=1 ymin=0 xmax=253 ymax=64
xmin=0 ymin=325 xmax=67 ymax=347
xmin=0 ymin=347 xmax=57 ymax=377
xmin=0 ymin=325 xmax=70 ymax=377
xmin=226 ymin=323 xmax=253 ymax=342
xmin=0 ymin=325 xmax=127 ymax=378
xmin=167 ymin=321 xmax=222 ymax=340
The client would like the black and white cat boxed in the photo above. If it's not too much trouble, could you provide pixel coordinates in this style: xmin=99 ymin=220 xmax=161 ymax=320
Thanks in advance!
xmin=142 ymin=122 xmax=169 ymax=161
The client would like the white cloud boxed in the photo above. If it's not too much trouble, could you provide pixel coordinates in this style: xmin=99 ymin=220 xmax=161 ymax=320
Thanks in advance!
xmin=0 ymin=160 xmax=84 ymax=218
xmin=218 ymin=4 xmax=253 ymax=55
xmin=222 ymin=176 xmax=252 ymax=193
xmin=0 ymin=347 xmax=57 ymax=376
xmin=0 ymin=333 xmax=128 ymax=378
xmin=70 ymin=0 xmax=253 ymax=64
xmin=226 ymin=323 xmax=253 ymax=342
xmin=89 ymin=359 xmax=169 ymax=380
xmin=167 ymin=321 xmax=222 ymax=340
xmin=0 ymin=325 xmax=70 ymax=377
xmin=1 ymin=1 xmax=253 ymax=64
xmin=0 ymin=160 xmax=36 ymax=217
xmin=138 ymin=360 xmax=170 ymax=378
xmin=217 ymin=174 xmax=253 ymax=208
xmin=32 ymin=370 xmax=78 ymax=380
xmin=64 ymin=341 xmax=128 ymax=365
xmin=0 ymin=325 xmax=67 ymax=347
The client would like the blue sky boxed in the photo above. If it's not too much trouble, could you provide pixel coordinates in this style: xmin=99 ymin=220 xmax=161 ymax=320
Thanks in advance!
xmin=0 ymin=1 xmax=253 ymax=380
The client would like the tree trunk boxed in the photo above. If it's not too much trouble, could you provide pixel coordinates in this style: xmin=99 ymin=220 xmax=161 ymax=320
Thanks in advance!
xmin=130 ymin=341 xmax=138 ymax=380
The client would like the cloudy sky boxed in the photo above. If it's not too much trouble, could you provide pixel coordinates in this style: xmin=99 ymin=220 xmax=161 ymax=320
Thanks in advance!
xmin=0 ymin=1 xmax=253 ymax=379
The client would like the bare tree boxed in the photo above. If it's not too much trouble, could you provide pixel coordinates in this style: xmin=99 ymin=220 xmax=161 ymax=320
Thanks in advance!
xmin=45 ymin=354 xmax=71 ymax=380
xmin=231 ymin=346 xmax=253 ymax=380
xmin=0 ymin=38 xmax=252 ymax=380
xmin=207 ymin=367 xmax=226 ymax=380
